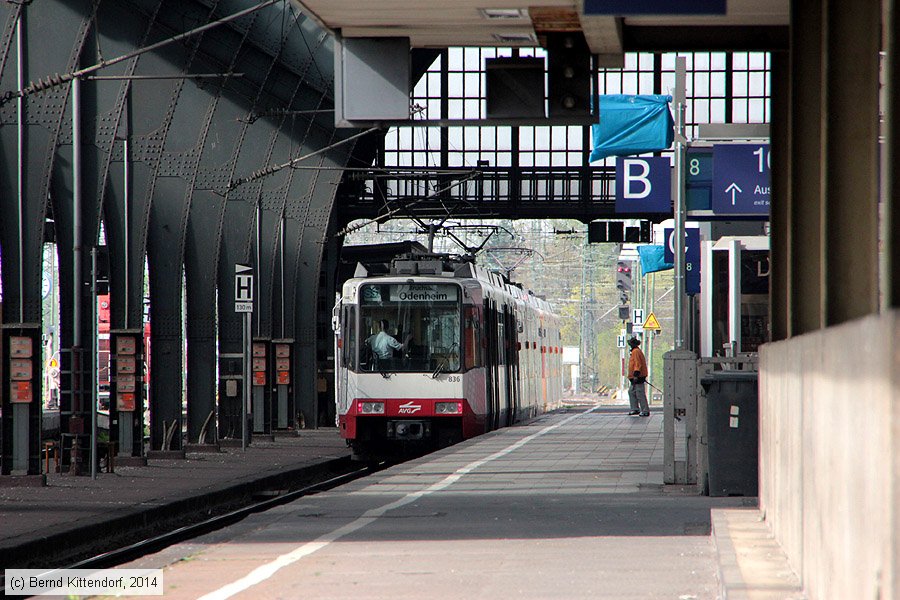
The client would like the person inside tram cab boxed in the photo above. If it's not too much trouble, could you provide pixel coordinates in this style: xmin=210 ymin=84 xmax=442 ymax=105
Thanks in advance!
xmin=366 ymin=319 xmax=411 ymax=368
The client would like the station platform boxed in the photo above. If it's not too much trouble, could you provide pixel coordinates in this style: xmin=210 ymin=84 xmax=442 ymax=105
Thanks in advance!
xmin=104 ymin=405 xmax=803 ymax=599
xmin=0 ymin=431 xmax=350 ymax=569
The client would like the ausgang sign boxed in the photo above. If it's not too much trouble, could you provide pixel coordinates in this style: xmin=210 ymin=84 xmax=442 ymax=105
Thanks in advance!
xmin=712 ymin=144 xmax=771 ymax=216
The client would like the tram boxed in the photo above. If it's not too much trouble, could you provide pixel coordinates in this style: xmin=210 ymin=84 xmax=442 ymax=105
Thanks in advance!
xmin=333 ymin=253 xmax=562 ymax=461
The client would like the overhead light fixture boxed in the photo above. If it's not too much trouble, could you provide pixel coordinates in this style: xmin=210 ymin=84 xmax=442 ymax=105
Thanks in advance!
xmin=480 ymin=8 xmax=528 ymax=20
xmin=491 ymin=32 xmax=537 ymax=44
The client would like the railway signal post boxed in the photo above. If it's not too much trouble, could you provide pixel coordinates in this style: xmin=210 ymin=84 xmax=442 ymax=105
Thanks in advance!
xmin=235 ymin=264 xmax=254 ymax=450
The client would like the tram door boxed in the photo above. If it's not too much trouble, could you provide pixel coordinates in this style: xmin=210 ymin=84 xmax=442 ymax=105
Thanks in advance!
xmin=484 ymin=299 xmax=501 ymax=431
xmin=504 ymin=309 xmax=518 ymax=426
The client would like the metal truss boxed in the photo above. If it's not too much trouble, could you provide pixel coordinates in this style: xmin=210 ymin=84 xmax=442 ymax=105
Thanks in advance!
xmin=336 ymin=165 xmax=673 ymax=225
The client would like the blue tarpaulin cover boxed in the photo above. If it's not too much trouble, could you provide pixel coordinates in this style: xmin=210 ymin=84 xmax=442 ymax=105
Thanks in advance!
xmin=638 ymin=244 xmax=674 ymax=274
xmin=590 ymin=95 xmax=674 ymax=162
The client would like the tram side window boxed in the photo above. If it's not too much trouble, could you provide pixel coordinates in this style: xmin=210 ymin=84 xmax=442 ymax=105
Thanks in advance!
xmin=341 ymin=305 xmax=356 ymax=369
xmin=497 ymin=316 xmax=506 ymax=367
xmin=464 ymin=306 xmax=482 ymax=370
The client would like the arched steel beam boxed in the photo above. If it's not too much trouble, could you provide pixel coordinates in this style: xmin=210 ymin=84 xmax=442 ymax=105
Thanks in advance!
xmin=0 ymin=0 xmax=367 ymax=475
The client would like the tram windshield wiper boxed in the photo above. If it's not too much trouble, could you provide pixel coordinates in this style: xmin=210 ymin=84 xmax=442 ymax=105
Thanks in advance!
xmin=431 ymin=358 xmax=447 ymax=379
xmin=431 ymin=343 xmax=459 ymax=379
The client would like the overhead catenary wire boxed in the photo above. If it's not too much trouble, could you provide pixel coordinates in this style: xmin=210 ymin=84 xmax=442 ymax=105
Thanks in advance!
xmin=227 ymin=126 xmax=380 ymax=191
xmin=84 ymin=73 xmax=243 ymax=81
xmin=0 ymin=0 xmax=284 ymax=105
xmin=238 ymin=107 xmax=334 ymax=124
xmin=336 ymin=171 xmax=481 ymax=237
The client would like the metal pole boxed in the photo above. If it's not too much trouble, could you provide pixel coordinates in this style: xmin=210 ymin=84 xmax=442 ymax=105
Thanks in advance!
xmin=16 ymin=13 xmax=25 ymax=323
xmin=586 ymin=246 xmax=592 ymax=389
xmin=122 ymin=93 xmax=134 ymax=456
xmin=578 ymin=237 xmax=586 ymax=392
xmin=728 ymin=239 xmax=742 ymax=354
xmin=91 ymin=248 xmax=97 ymax=479
xmin=673 ymin=57 xmax=687 ymax=350
xmin=242 ymin=312 xmax=250 ymax=451
xmin=255 ymin=204 xmax=261 ymax=334
xmin=72 ymin=76 xmax=83 ymax=412
xmin=648 ymin=272 xmax=656 ymax=382
xmin=280 ymin=215 xmax=285 ymax=338
xmin=635 ymin=258 xmax=642 ymax=324
xmin=426 ymin=223 xmax=436 ymax=253
xmin=123 ymin=134 xmax=130 ymax=329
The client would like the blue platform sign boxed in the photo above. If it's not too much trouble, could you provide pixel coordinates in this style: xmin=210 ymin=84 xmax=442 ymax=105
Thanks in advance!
xmin=686 ymin=147 xmax=713 ymax=211
xmin=615 ymin=157 xmax=671 ymax=213
xmin=664 ymin=227 xmax=701 ymax=295
xmin=712 ymin=144 xmax=771 ymax=216
xmin=585 ymin=0 xmax=726 ymax=15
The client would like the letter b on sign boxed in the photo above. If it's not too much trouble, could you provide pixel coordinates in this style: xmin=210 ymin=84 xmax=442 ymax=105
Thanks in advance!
xmin=615 ymin=157 xmax=671 ymax=213
xmin=624 ymin=160 xmax=651 ymax=199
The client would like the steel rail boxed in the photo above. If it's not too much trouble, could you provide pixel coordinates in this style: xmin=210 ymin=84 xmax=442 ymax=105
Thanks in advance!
xmin=0 ymin=459 xmax=388 ymax=592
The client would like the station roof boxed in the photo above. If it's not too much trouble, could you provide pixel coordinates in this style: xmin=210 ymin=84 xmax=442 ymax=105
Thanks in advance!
xmin=291 ymin=0 xmax=789 ymax=62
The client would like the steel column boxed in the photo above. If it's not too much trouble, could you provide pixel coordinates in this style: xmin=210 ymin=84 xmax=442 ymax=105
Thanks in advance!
xmin=822 ymin=0 xmax=880 ymax=325
xmin=673 ymin=58 xmax=686 ymax=350
xmin=788 ymin=0 xmax=825 ymax=335
xmin=727 ymin=239 xmax=742 ymax=354
xmin=147 ymin=176 xmax=189 ymax=452
xmin=217 ymin=200 xmax=255 ymax=440
xmin=185 ymin=191 xmax=224 ymax=445
xmin=886 ymin=0 xmax=900 ymax=310
xmin=769 ymin=50 xmax=791 ymax=342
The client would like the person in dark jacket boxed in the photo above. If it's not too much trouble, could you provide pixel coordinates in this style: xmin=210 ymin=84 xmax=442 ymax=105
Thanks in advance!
xmin=627 ymin=336 xmax=650 ymax=417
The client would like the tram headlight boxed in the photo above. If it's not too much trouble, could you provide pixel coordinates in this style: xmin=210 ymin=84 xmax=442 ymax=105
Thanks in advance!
xmin=357 ymin=401 xmax=385 ymax=415
xmin=435 ymin=401 xmax=463 ymax=415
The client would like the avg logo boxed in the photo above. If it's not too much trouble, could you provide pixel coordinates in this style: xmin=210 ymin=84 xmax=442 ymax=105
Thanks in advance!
xmin=398 ymin=401 xmax=422 ymax=414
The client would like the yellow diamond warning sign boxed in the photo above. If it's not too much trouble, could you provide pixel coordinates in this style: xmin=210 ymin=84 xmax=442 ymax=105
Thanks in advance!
xmin=643 ymin=312 xmax=662 ymax=331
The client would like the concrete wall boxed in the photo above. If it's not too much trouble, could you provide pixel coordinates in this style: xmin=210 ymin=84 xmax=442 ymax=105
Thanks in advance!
xmin=759 ymin=311 xmax=900 ymax=599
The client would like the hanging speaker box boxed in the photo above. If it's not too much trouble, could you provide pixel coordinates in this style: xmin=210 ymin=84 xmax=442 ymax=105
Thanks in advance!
xmin=485 ymin=57 xmax=546 ymax=119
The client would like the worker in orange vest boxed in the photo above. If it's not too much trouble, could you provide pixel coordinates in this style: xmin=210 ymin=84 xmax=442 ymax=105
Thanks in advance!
xmin=627 ymin=337 xmax=650 ymax=417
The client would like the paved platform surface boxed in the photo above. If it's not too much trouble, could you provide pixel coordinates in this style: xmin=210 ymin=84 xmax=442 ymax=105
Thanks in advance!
xmin=101 ymin=405 xmax=801 ymax=599
xmin=0 ymin=431 xmax=350 ymax=567
xmin=711 ymin=508 xmax=804 ymax=599
xmin=1 ymin=403 xmax=802 ymax=598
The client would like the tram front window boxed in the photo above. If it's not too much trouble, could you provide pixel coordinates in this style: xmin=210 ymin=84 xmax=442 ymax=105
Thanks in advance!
xmin=359 ymin=283 xmax=461 ymax=373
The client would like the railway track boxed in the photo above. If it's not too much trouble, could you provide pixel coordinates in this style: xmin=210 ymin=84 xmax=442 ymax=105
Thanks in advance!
xmin=0 ymin=458 xmax=387 ymax=594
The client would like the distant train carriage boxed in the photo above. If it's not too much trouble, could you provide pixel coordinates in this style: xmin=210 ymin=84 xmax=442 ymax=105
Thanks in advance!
xmin=333 ymin=253 xmax=562 ymax=461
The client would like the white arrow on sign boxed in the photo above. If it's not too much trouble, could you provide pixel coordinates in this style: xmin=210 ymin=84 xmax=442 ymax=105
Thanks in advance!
xmin=725 ymin=182 xmax=743 ymax=206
